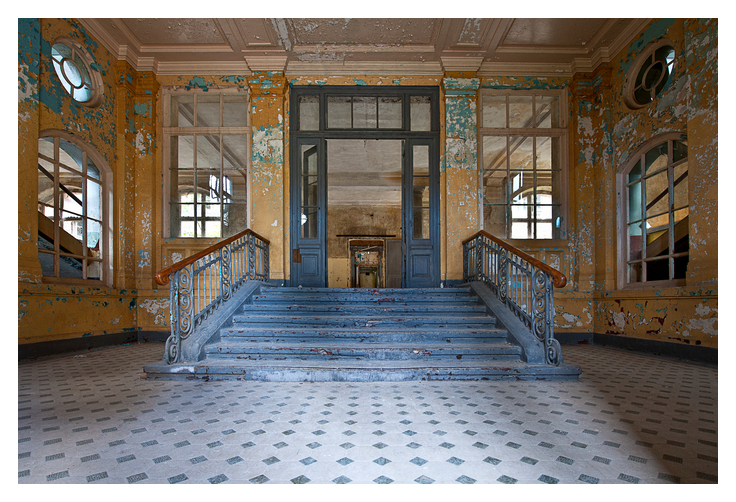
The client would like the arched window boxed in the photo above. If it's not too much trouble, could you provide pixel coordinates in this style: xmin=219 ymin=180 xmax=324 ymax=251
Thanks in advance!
xmin=37 ymin=131 xmax=112 ymax=284
xmin=619 ymin=133 xmax=688 ymax=287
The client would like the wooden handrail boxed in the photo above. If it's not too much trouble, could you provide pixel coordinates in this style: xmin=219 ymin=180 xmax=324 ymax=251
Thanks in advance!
xmin=155 ymin=229 xmax=270 ymax=286
xmin=462 ymin=230 xmax=567 ymax=288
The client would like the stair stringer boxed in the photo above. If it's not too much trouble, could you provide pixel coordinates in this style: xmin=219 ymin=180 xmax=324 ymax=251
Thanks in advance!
xmin=177 ymin=280 xmax=266 ymax=362
xmin=467 ymin=280 xmax=546 ymax=364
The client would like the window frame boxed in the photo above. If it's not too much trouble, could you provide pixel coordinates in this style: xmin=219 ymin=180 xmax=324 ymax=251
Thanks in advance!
xmin=478 ymin=88 xmax=569 ymax=243
xmin=623 ymin=38 xmax=676 ymax=110
xmin=616 ymin=132 xmax=689 ymax=289
xmin=37 ymin=130 xmax=112 ymax=286
xmin=162 ymin=86 xmax=251 ymax=240
xmin=50 ymin=37 xmax=104 ymax=108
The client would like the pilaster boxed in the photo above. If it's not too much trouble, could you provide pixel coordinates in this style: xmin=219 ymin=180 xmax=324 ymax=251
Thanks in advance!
xmin=114 ymin=60 xmax=137 ymax=289
xmin=18 ymin=18 xmax=44 ymax=283
xmin=683 ymin=19 xmax=718 ymax=286
xmin=131 ymin=71 xmax=160 ymax=290
xmin=442 ymin=73 xmax=480 ymax=281
xmin=248 ymin=71 xmax=287 ymax=281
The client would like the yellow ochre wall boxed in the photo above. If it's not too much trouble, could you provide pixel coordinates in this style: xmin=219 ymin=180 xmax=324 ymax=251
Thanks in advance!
xmin=18 ymin=18 xmax=717 ymax=352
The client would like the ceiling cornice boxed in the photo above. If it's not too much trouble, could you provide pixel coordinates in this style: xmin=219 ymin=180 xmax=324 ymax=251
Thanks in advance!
xmin=154 ymin=61 xmax=252 ymax=76
xmin=285 ymin=61 xmax=444 ymax=77
xmin=477 ymin=62 xmax=574 ymax=78
xmin=78 ymin=18 xmax=655 ymax=79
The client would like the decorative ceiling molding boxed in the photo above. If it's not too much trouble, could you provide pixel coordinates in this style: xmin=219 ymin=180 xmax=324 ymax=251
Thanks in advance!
xmin=154 ymin=61 xmax=252 ymax=76
xmin=477 ymin=62 xmax=574 ymax=78
xmin=244 ymin=56 xmax=288 ymax=72
xmin=78 ymin=18 xmax=653 ymax=79
xmin=292 ymin=44 xmax=436 ymax=54
xmin=441 ymin=56 xmax=484 ymax=72
xmin=285 ymin=61 xmax=444 ymax=76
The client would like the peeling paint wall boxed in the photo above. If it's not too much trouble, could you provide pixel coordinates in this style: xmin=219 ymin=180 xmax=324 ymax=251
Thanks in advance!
xmin=18 ymin=19 xmax=170 ymax=345
xmin=564 ymin=19 xmax=718 ymax=347
xmin=18 ymin=284 xmax=138 ymax=344
xmin=18 ymin=19 xmax=142 ymax=346
xmin=443 ymin=73 xmax=480 ymax=282
xmin=18 ymin=19 xmax=717 ymax=353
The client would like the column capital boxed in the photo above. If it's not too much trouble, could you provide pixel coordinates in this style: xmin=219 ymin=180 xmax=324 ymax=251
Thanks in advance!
xmin=442 ymin=73 xmax=480 ymax=96
xmin=115 ymin=60 xmax=136 ymax=94
xmin=248 ymin=71 xmax=287 ymax=100
xmin=134 ymin=71 xmax=160 ymax=98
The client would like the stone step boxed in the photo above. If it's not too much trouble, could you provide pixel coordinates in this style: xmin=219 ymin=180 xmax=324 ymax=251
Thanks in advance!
xmin=261 ymin=287 xmax=472 ymax=296
xmin=250 ymin=295 xmax=479 ymax=305
xmin=231 ymin=314 xmax=497 ymax=328
xmin=144 ymin=285 xmax=582 ymax=382
xmin=205 ymin=341 xmax=522 ymax=360
xmin=241 ymin=304 xmax=487 ymax=315
xmin=219 ymin=326 xmax=509 ymax=343
xmin=144 ymin=358 xmax=583 ymax=382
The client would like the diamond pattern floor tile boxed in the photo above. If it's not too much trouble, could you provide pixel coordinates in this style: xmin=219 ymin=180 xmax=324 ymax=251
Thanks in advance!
xmin=18 ymin=343 xmax=717 ymax=484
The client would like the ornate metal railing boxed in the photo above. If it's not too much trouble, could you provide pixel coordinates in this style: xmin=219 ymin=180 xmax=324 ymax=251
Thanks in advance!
xmin=462 ymin=231 xmax=567 ymax=365
xmin=155 ymin=229 xmax=270 ymax=364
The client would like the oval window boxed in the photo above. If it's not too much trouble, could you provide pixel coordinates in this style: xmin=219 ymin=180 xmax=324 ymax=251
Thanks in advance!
xmin=623 ymin=39 xmax=676 ymax=110
xmin=51 ymin=38 xmax=103 ymax=107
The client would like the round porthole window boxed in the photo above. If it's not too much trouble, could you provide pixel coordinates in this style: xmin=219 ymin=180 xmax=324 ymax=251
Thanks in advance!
xmin=50 ymin=38 xmax=103 ymax=107
xmin=623 ymin=38 xmax=676 ymax=110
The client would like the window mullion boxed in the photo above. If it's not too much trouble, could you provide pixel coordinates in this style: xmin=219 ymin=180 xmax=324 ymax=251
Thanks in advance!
xmin=82 ymin=151 xmax=88 ymax=279
xmin=505 ymin=136 xmax=511 ymax=239
xmin=220 ymin=134 xmax=224 ymax=236
xmin=668 ymin=141 xmax=675 ymax=280
xmin=532 ymin=136 xmax=537 ymax=239
xmin=640 ymin=153 xmax=648 ymax=282
xmin=53 ymin=137 xmax=60 ymax=277
xmin=193 ymin=135 xmax=199 ymax=238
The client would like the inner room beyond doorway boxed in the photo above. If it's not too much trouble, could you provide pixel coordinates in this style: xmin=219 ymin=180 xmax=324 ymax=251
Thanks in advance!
xmin=327 ymin=139 xmax=403 ymax=288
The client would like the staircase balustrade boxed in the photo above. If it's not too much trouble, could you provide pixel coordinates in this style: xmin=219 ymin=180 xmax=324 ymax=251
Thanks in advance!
xmin=462 ymin=230 xmax=567 ymax=366
xmin=155 ymin=229 xmax=270 ymax=364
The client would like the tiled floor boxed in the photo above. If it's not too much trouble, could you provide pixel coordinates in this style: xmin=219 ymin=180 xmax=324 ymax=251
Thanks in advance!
xmin=18 ymin=342 xmax=717 ymax=484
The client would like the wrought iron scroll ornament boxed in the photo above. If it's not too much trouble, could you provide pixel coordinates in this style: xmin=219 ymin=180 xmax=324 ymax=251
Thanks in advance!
xmin=462 ymin=231 xmax=566 ymax=366
xmin=155 ymin=230 xmax=270 ymax=364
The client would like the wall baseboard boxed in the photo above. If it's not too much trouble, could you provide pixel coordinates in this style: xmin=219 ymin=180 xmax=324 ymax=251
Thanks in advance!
xmin=18 ymin=330 xmax=167 ymax=361
xmin=557 ymin=332 xmax=717 ymax=367
xmin=19 ymin=330 xmax=716 ymax=368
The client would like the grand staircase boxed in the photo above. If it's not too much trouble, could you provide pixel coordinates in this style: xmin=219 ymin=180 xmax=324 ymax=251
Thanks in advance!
xmin=144 ymin=285 xmax=581 ymax=382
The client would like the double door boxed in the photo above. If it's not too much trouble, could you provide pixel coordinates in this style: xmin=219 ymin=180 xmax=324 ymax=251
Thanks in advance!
xmin=291 ymin=137 xmax=439 ymax=288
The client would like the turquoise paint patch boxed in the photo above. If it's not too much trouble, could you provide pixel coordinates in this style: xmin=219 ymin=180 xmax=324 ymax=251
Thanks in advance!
xmin=186 ymin=77 xmax=213 ymax=91
xmin=353 ymin=78 xmax=367 ymax=86
xmin=481 ymin=76 xmax=565 ymax=90
xmin=39 ymin=84 xmax=64 ymax=114
xmin=133 ymin=101 xmax=151 ymax=117
xmin=69 ymin=19 xmax=99 ymax=52
xmin=619 ymin=19 xmax=676 ymax=78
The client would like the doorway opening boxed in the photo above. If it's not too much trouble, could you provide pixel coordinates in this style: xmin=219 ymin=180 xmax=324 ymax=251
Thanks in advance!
xmin=327 ymin=139 xmax=402 ymax=288
xmin=290 ymin=85 xmax=439 ymax=288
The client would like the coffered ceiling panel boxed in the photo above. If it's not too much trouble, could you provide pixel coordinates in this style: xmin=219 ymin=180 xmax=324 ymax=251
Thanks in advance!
xmin=122 ymin=18 xmax=227 ymax=45
xmin=503 ymin=18 xmax=609 ymax=47
xmin=289 ymin=18 xmax=439 ymax=46
xmin=80 ymin=18 xmax=651 ymax=76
